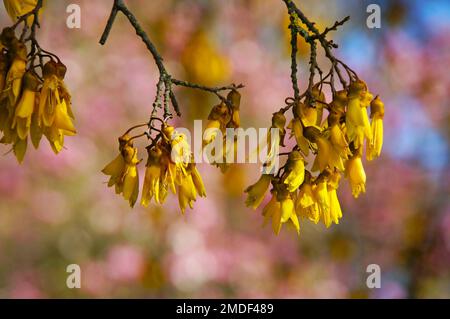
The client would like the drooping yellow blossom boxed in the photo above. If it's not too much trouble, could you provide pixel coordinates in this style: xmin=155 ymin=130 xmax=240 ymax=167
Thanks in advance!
xmin=271 ymin=110 xmax=286 ymax=147
xmin=294 ymin=100 xmax=317 ymax=128
xmin=1 ymin=39 xmax=27 ymax=108
xmin=367 ymin=96 xmax=384 ymax=161
xmin=311 ymin=83 xmax=326 ymax=126
xmin=204 ymin=102 xmax=228 ymax=145
xmin=0 ymin=25 xmax=75 ymax=161
xmin=203 ymin=118 xmax=221 ymax=145
xmin=262 ymin=184 xmax=300 ymax=235
xmin=345 ymin=153 xmax=366 ymax=198
xmin=35 ymin=61 xmax=76 ymax=154
xmin=287 ymin=117 xmax=309 ymax=155
xmin=256 ymin=111 xmax=285 ymax=173
xmin=102 ymin=137 xmax=140 ymax=207
xmin=296 ymin=172 xmax=319 ymax=223
xmin=227 ymin=89 xmax=241 ymax=128
xmin=313 ymin=177 xmax=331 ymax=227
xmin=279 ymin=193 xmax=300 ymax=234
xmin=38 ymin=61 xmax=60 ymax=127
xmin=167 ymin=126 xmax=191 ymax=173
xmin=177 ymin=173 xmax=197 ymax=213
xmin=141 ymin=146 xmax=163 ymax=206
xmin=189 ymin=163 xmax=206 ymax=198
xmin=304 ymin=126 xmax=344 ymax=172
xmin=245 ymin=174 xmax=272 ymax=209
xmin=262 ymin=191 xmax=282 ymax=235
xmin=327 ymin=171 xmax=343 ymax=226
xmin=329 ymin=90 xmax=348 ymax=114
xmin=328 ymin=111 xmax=351 ymax=159
xmin=4 ymin=0 xmax=42 ymax=25
xmin=283 ymin=150 xmax=305 ymax=192
xmin=346 ymin=80 xmax=371 ymax=149
xmin=140 ymin=125 xmax=206 ymax=213
xmin=177 ymin=163 xmax=206 ymax=214
xmin=12 ymin=71 xmax=40 ymax=140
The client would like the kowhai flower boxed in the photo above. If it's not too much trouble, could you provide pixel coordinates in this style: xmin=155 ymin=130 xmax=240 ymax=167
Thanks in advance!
xmin=102 ymin=135 xmax=141 ymax=207
xmin=367 ymin=96 xmax=384 ymax=161
xmin=245 ymin=174 xmax=272 ymax=209
xmin=345 ymin=152 xmax=366 ymax=198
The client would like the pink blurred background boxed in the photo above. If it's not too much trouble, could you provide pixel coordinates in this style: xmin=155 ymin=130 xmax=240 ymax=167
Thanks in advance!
xmin=0 ymin=0 xmax=449 ymax=298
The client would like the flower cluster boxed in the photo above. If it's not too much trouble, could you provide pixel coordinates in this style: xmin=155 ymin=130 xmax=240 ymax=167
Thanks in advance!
xmin=245 ymin=80 xmax=385 ymax=235
xmin=0 ymin=1 xmax=75 ymax=163
xmin=102 ymin=122 xmax=206 ymax=213
xmin=203 ymin=89 xmax=241 ymax=171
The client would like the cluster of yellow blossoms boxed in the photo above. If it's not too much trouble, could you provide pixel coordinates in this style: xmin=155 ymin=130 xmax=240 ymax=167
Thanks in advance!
xmin=203 ymin=89 xmax=241 ymax=172
xmin=0 ymin=1 xmax=75 ymax=162
xmin=102 ymin=88 xmax=242 ymax=212
xmin=0 ymin=30 xmax=75 ymax=162
xmin=245 ymin=80 xmax=384 ymax=235
xmin=102 ymin=124 xmax=206 ymax=213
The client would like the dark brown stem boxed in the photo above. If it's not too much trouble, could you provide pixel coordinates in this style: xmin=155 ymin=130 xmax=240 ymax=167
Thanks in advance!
xmin=99 ymin=0 xmax=243 ymax=120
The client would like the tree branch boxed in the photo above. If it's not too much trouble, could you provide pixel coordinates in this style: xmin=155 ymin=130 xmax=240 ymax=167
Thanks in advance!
xmin=282 ymin=0 xmax=356 ymax=97
xmin=99 ymin=0 xmax=243 ymax=120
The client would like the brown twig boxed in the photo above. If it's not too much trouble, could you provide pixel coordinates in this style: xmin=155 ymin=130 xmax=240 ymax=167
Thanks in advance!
xmin=99 ymin=0 xmax=243 ymax=121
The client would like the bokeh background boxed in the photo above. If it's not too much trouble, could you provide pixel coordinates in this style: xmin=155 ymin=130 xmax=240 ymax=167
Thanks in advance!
xmin=0 ymin=0 xmax=449 ymax=298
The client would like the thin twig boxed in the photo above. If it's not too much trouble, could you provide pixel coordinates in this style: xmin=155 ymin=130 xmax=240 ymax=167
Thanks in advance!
xmin=99 ymin=0 xmax=243 ymax=120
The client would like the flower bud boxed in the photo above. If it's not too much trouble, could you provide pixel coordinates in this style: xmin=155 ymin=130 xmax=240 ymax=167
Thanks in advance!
xmin=370 ymin=96 xmax=385 ymax=118
xmin=227 ymin=89 xmax=241 ymax=111
xmin=43 ymin=61 xmax=58 ymax=78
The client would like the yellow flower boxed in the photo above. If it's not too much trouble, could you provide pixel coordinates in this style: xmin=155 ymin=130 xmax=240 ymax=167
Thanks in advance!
xmin=279 ymin=194 xmax=300 ymax=234
xmin=12 ymin=72 xmax=40 ymax=140
xmin=313 ymin=178 xmax=331 ymax=227
xmin=262 ymin=191 xmax=282 ymax=235
xmin=296 ymin=173 xmax=319 ymax=223
xmin=283 ymin=150 xmax=305 ymax=192
xmin=346 ymin=80 xmax=371 ymax=149
xmin=203 ymin=119 xmax=221 ymax=145
xmin=345 ymin=153 xmax=366 ymax=198
xmin=102 ymin=138 xmax=140 ymax=207
xmin=227 ymin=89 xmax=241 ymax=128
xmin=304 ymin=126 xmax=344 ymax=172
xmin=271 ymin=110 xmax=286 ymax=146
xmin=327 ymin=171 xmax=343 ymax=225
xmin=189 ymin=163 xmax=206 ymax=198
xmin=263 ymin=185 xmax=300 ymax=235
xmin=294 ymin=100 xmax=317 ymax=127
xmin=287 ymin=118 xmax=309 ymax=156
xmin=311 ymin=83 xmax=326 ymax=126
xmin=329 ymin=90 xmax=348 ymax=114
xmin=141 ymin=146 xmax=163 ymax=206
xmin=164 ymin=124 xmax=190 ymax=180
xmin=1 ymin=40 xmax=27 ymax=108
xmin=203 ymin=102 xmax=228 ymax=145
xmin=328 ymin=111 xmax=351 ymax=159
xmin=245 ymin=174 xmax=271 ymax=209
xmin=4 ymin=0 xmax=42 ymax=25
xmin=177 ymin=173 xmax=197 ymax=214
xmin=177 ymin=164 xmax=205 ymax=214
xmin=38 ymin=61 xmax=60 ymax=127
xmin=141 ymin=129 xmax=205 ymax=213
xmin=367 ymin=96 xmax=384 ymax=161
xmin=55 ymin=62 xmax=74 ymax=119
